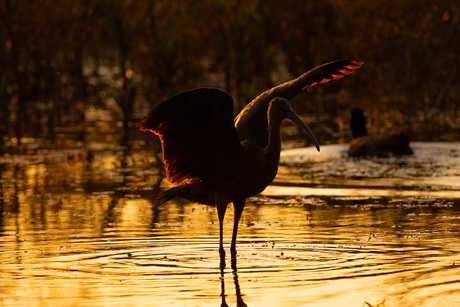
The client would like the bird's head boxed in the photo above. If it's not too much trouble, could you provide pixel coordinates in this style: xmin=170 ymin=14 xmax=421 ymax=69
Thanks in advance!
xmin=268 ymin=97 xmax=320 ymax=152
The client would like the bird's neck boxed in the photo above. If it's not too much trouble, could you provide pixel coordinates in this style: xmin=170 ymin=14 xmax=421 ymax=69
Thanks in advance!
xmin=264 ymin=117 xmax=283 ymax=170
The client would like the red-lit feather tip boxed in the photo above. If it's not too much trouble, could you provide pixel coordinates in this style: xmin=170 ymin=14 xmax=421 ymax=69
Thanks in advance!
xmin=350 ymin=60 xmax=364 ymax=66
xmin=139 ymin=118 xmax=151 ymax=131
xmin=343 ymin=61 xmax=364 ymax=70
xmin=140 ymin=116 xmax=164 ymax=135
xmin=331 ymin=73 xmax=345 ymax=79
xmin=304 ymin=60 xmax=363 ymax=89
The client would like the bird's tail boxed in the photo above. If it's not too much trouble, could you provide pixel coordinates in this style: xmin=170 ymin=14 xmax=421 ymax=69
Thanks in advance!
xmin=154 ymin=185 xmax=187 ymax=206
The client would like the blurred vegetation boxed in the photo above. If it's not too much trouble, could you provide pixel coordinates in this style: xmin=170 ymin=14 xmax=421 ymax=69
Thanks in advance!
xmin=1 ymin=0 xmax=459 ymax=153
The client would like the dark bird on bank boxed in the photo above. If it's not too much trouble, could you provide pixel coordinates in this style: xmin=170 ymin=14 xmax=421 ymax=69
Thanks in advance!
xmin=348 ymin=108 xmax=413 ymax=157
xmin=141 ymin=60 xmax=363 ymax=269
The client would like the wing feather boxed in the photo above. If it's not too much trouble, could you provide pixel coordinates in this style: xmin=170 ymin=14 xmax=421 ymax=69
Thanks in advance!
xmin=235 ymin=60 xmax=363 ymax=145
xmin=140 ymin=88 xmax=245 ymax=185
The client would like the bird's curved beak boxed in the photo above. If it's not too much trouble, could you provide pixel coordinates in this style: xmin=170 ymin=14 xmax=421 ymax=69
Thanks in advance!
xmin=287 ymin=110 xmax=320 ymax=152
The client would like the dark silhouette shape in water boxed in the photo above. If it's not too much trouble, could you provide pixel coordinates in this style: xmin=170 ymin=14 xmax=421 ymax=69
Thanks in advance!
xmin=221 ymin=263 xmax=246 ymax=307
xmin=141 ymin=60 xmax=363 ymax=269
xmin=348 ymin=108 xmax=413 ymax=157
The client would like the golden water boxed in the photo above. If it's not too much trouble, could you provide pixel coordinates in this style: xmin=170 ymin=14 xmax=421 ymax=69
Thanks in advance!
xmin=1 ymin=142 xmax=460 ymax=306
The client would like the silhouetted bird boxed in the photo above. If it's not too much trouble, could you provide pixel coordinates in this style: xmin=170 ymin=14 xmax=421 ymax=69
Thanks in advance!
xmin=348 ymin=108 xmax=413 ymax=157
xmin=141 ymin=60 xmax=363 ymax=269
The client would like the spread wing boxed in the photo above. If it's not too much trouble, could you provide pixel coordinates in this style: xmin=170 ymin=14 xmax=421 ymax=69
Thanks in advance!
xmin=140 ymin=88 xmax=245 ymax=185
xmin=235 ymin=60 xmax=363 ymax=145
xmin=302 ymin=60 xmax=364 ymax=87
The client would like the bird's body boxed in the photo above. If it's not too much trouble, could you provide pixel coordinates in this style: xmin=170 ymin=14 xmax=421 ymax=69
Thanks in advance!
xmin=348 ymin=108 xmax=413 ymax=157
xmin=141 ymin=60 xmax=363 ymax=269
xmin=157 ymin=97 xmax=302 ymax=199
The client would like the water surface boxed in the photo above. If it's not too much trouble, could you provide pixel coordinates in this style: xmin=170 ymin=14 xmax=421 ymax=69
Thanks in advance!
xmin=1 ymin=142 xmax=459 ymax=306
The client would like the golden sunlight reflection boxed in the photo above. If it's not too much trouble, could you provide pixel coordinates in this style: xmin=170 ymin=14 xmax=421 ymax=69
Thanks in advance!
xmin=1 ymin=141 xmax=460 ymax=306
xmin=1 ymin=186 xmax=460 ymax=306
xmin=263 ymin=185 xmax=460 ymax=199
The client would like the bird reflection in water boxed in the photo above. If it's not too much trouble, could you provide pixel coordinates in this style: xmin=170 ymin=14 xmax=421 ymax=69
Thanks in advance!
xmin=141 ymin=60 xmax=363 ymax=270
xmin=220 ymin=258 xmax=246 ymax=307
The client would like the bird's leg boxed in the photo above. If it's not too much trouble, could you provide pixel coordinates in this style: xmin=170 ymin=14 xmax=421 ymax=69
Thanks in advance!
xmin=216 ymin=196 xmax=228 ymax=270
xmin=231 ymin=199 xmax=246 ymax=269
